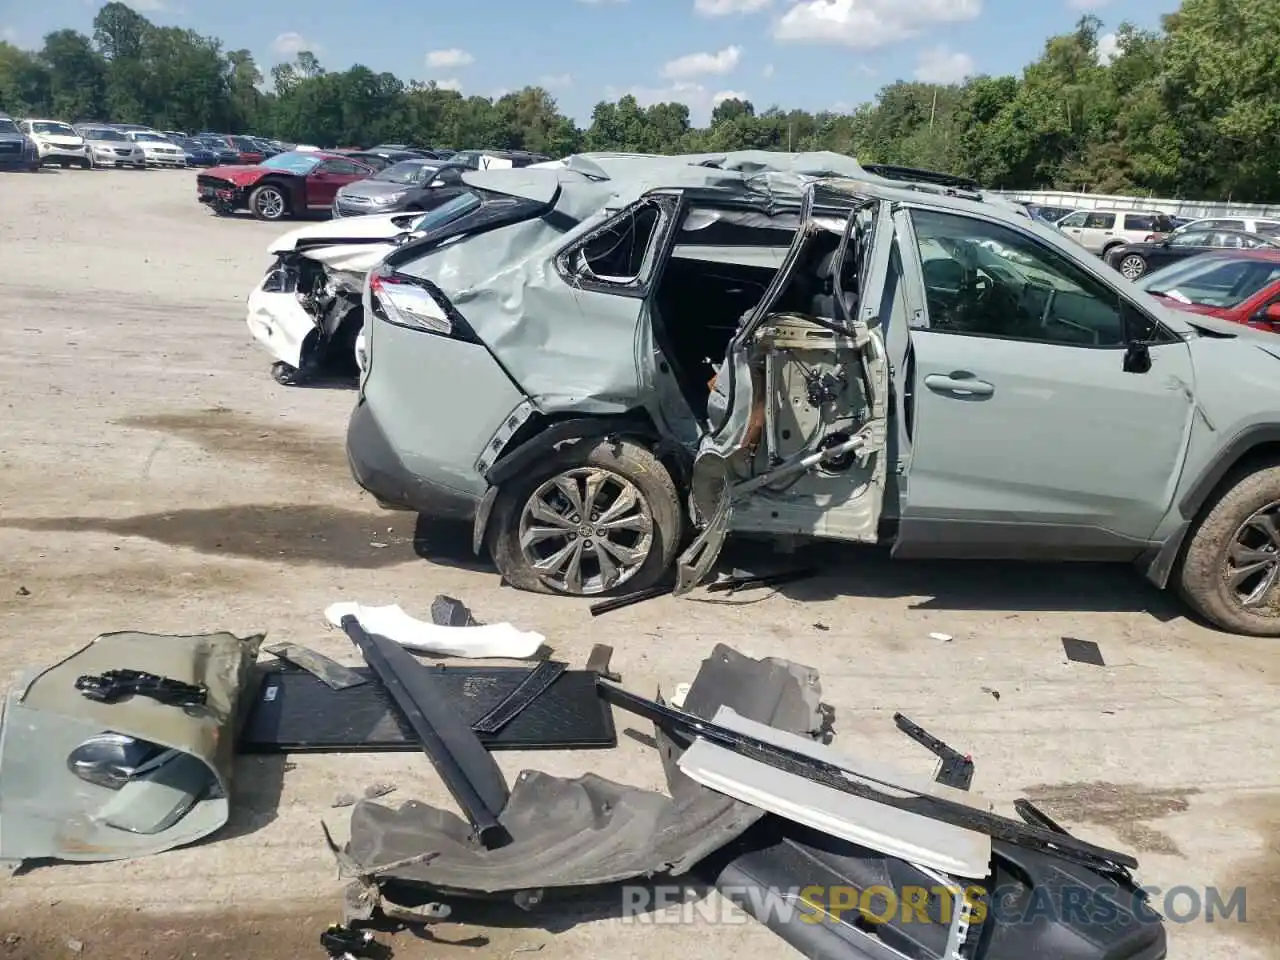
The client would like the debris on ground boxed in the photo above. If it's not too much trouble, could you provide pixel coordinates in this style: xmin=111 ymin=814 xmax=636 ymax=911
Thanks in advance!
xmin=15 ymin=586 xmax=30 ymax=598
xmin=325 ymin=601 xmax=542 ymax=658
xmin=981 ymin=686 xmax=1002 ymax=701
xmin=1062 ymin=636 xmax=1106 ymax=666
xmin=929 ymin=631 xmax=953 ymax=642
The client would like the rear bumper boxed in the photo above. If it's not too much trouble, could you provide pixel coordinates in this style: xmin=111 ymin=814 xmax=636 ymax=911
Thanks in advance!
xmin=346 ymin=398 xmax=481 ymax=521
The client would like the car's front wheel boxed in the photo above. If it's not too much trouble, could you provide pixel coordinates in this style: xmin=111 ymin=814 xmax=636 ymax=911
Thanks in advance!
xmin=1118 ymin=254 xmax=1148 ymax=280
xmin=487 ymin=438 xmax=682 ymax=597
xmin=1179 ymin=463 xmax=1280 ymax=636
xmin=250 ymin=184 xmax=288 ymax=221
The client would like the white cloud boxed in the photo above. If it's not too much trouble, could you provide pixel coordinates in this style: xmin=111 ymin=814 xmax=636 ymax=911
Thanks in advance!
xmin=1068 ymin=0 xmax=1110 ymax=9
xmin=712 ymin=89 xmax=750 ymax=106
xmin=435 ymin=77 xmax=463 ymax=92
xmin=1 ymin=26 xmax=17 ymax=42
xmin=661 ymin=45 xmax=743 ymax=80
xmin=914 ymin=45 xmax=974 ymax=84
xmin=426 ymin=48 xmax=474 ymax=69
xmin=492 ymin=88 xmax=511 ymax=99
xmin=762 ymin=63 xmax=775 ymax=78
xmin=695 ymin=0 xmax=771 ymax=15
xmin=1096 ymin=31 xmax=1120 ymax=64
xmin=272 ymin=32 xmax=320 ymax=57
xmin=540 ymin=73 xmax=574 ymax=88
xmin=774 ymin=0 xmax=982 ymax=49
xmin=122 ymin=0 xmax=167 ymax=10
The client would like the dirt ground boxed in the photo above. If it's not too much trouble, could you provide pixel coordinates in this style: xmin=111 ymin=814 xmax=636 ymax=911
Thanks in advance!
xmin=0 ymin=167 xmax=1277 ymax=960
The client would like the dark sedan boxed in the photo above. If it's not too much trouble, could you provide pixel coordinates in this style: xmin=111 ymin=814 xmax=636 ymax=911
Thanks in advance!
xmin=331 ymin=159 xmax=469 ymax=218
xmin=1104 ymin=228 xmax=1280 ymax=280
xmin=177 ymin=137 xmax=220 ymax=167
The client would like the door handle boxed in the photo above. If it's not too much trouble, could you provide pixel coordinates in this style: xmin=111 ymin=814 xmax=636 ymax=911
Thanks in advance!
xmin=924 ymin=373 xmax=994 ymax=397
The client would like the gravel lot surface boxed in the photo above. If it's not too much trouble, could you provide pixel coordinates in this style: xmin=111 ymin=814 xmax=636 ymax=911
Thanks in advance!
xmin=0 ymin=167 xmax=1277 ymax=960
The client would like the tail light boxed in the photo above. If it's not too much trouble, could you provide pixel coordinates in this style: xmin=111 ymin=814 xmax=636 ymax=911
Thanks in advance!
xmin=368 ymin=268 xmax=479 ymax=342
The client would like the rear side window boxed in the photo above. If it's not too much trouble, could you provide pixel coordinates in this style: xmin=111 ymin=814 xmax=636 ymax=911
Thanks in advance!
xmin=1085 ymin=213 xmax=1116 ymax=229
xmin=558 ymin=198 xmax=672 ymax=293
xmin=1124 ymin=214 xmax=1158 ymax=231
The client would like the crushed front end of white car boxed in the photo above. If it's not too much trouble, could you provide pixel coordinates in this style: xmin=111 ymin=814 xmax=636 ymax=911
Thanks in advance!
xmin=246 ymin=212 xmax=424 ymax=384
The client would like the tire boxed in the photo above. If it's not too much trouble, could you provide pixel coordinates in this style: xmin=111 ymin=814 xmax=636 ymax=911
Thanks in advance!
xmin=1117 ymin=253 xmax=1147 ymax=280
xmin=1178 ymin=463 xmax=1280 ymax=636
xmin=487 ymin=437 xmax=682 ymax=597
xmin=250 ymin=184 xmax=288 ymax=221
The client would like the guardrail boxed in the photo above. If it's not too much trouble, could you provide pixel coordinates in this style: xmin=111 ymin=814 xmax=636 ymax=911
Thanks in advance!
xmin=991 ymin=189 xmax=1280 ymax=220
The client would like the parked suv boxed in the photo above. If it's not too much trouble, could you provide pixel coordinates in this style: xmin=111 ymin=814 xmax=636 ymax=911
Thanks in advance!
xmin=19 ymin=119 xmax=88 ymax=168
xmin=1055 ymin=209 xmax=1177 ymax=256
xmin=0 ymin=112 xmax=38 ymax=171
xmin=347 ymin=154 xmax=1280 ymax=636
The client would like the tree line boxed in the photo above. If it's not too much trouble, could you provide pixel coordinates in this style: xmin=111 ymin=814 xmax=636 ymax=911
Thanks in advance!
xmin=1 ymin=0 xmax=1277 ymax=202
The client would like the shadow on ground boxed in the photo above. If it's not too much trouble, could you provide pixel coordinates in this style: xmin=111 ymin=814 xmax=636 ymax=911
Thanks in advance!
xmin=698 ymin=538 xmax=1186 ymax=621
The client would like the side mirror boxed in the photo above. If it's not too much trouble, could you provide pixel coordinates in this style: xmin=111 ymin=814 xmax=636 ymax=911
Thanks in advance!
xmin=1123 ymin=341 xmax=1152 ymax=374
xmin=1253 ymin=302 xmax=1280 ymax=327
xmin=429 ymin=178 xmax=445 ymax=188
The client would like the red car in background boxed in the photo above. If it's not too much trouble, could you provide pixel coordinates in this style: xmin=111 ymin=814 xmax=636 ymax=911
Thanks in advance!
xmin=200 ymin=134 xmax=264 ymax=164
xmin=197 ymin=150 xmax=375 ymax=221
xmin=1137 ymin=250 xmax=1280 ymax=332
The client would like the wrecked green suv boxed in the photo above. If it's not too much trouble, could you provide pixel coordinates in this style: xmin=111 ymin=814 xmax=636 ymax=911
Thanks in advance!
xmin=347 ymin=152 xmax=1280 ymax=636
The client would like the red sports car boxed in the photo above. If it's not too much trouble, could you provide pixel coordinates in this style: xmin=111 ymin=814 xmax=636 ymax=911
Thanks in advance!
xmin=197 ymin=151 xmax=375 ymax=221
xmin=1137 ymin=249 xmax=1280 ymax=332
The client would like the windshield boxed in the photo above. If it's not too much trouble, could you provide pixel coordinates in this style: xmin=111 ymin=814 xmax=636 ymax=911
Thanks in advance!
xmin=32 ymin=121 xmax=76 ymax=136
xmin=179 ymin=138 xmax=205 ymax=149
xmin=132 ymin=133 xmax=169 ymax=142
xmin=376 ymin=160 xmax=435 ymax=184
xmin=1140 ymin=256 xmax=1280 ymax=309
xmin=260 ymin=152 xmax=322 ymax=174
xmin=84 ymin=128 xmax=127 ymax=141
xmin=0 ymin=119 xmax=19 ymax=135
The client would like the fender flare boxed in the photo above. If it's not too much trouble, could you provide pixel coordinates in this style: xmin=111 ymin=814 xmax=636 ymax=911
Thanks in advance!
xmin=1144 ymin=425 xmax=1280 ymax=588
xmin=470 ymin=416 xmax=666 ymax=556
xmin=1178 ymin=425 xmax=1280 ymax=521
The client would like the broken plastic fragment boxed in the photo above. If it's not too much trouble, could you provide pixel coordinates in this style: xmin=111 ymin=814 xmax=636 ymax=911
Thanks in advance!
xmin=324 ymin=602 xmax=544 ymax=659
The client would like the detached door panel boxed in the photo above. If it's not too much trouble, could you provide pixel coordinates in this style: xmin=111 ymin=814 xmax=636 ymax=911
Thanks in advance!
xmin=894 ymin=207 xmax=1195 ymax=559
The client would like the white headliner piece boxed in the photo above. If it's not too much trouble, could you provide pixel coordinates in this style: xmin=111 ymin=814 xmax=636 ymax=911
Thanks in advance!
xmin=677 ymin=706 xmax=993 ymax=879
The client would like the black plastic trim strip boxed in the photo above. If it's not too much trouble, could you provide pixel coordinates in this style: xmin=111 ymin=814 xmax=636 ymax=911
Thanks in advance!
xmin=341 ymin=616 xmax=511 ymax=848
xmin=471 ymin=660 xmax=568 ymax=735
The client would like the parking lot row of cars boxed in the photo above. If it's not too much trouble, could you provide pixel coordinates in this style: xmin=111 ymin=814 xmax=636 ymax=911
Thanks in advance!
xmin=0 ymin=113 xmax=290 ymax=170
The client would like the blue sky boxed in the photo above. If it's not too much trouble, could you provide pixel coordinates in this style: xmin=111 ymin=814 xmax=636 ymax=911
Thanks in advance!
xmin=0 ymin=0 xmax=1175 ymax=124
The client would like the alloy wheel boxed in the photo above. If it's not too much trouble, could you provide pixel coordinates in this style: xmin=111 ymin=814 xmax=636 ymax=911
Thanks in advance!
xmin=1119 ymin=255 xmax=1146 ymax=280
xmin=518 ymin=467 xmax=654 ymax=595
xmin=1225 ymin=501 xmax=1280 ymax=609
xmin=256 ymin=188 xmax=285 ymax=220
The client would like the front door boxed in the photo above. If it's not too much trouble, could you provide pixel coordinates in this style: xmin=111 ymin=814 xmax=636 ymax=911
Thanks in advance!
xmin=892 ymin=205 xmax=1196 ymax=559
xmin=673 ymin=187 xmax=894 ymax=592
xmin=307 ymin=159 xmax=367 ymax=207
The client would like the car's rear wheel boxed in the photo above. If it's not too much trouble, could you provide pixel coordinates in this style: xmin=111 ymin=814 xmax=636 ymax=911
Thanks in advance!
xmin=1118 ymin=254 xmax=1148 ymax=280
xmin=487 ymin=438 xmax=681 ymax=596
xmin=1178 ymin=463 xmax=1280 ymax=636
xmin=250 ymin=184 xmax=288 ymax=221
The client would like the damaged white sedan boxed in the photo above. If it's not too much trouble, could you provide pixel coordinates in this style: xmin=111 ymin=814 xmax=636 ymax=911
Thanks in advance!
xmin=246 ymin=194 xmax=486 ymax=384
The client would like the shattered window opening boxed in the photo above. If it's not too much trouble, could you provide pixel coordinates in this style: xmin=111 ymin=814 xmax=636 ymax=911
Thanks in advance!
xmin=573 ymin=203 xmax=663 ymax=286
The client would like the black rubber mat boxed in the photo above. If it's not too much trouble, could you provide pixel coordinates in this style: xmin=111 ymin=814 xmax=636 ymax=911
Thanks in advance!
xmin=239 ymin=664 xmax=616 ymax=753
